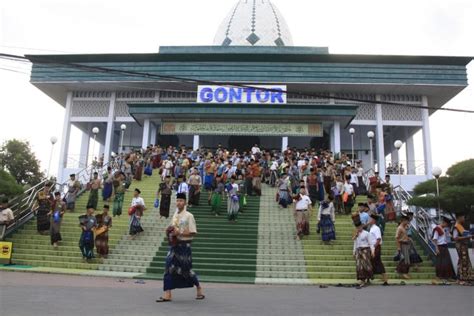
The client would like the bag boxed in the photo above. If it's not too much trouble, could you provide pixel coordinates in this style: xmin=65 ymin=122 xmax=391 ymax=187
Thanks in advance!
xmin=128 ymin=206 xmax=136 ymax=216
xmin=154 ymin=198 xmax=160 ymax=208
xmin=342 ymin=192 xmax=349 ymax=203
xmin=393 ymin=251 xmax=401 ymax=262
xmin=144 ymin=166 xmax=153 ymax=176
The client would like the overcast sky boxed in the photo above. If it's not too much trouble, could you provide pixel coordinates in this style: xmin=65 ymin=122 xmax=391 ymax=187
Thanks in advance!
xmin=0 ymin=0 xmax=473 ymax=177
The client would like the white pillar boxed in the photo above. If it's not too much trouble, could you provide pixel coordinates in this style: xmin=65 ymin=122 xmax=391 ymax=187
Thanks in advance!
xmin=99 ymin=143 xmax=105 ymax=157
xmin=405 ymin=133 xmax=416 ymax=175
xmin=150 ymin=124 xmax=157 ymax=145
xmin=142 ymin=119 xmax=150 ymax=149
xmin=103 ymin=92 xmax=116 ymax=165
xmin=333 ymin=121 xmax=341 ymax=155
xmin=79 ymin=129 xmax=90 ymax=168
xmin=422 ymin=96 xmax=433 ymax=178
xmin=281 ymin=137 xmax=288 ymax=153
xmin=193 ymin=135 xmax=200 ymax=151
xmin=58 ymin=92 xmax=73 ymax=182
xmin=375 ymin=96 xmax=386 ymax=178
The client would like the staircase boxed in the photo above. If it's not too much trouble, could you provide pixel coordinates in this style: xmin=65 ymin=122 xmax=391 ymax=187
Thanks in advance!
xmin=137 ymin=191 xmax=261 ymax=283
xmin=7 ymin=172 xmax=159 ymax=271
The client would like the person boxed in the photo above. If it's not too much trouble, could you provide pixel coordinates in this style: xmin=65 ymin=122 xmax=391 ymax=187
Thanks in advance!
xmin=432 ymin=216 xmax=455 ymax=284
xmin=0 ymin=197 xmax=14 ymax=240
xmin=95 ymin=205 xmax=112 ymax=259
xmin=368 ymin=212 xmax=388 ymax=285
xmin=87 ymin=172 xmax=101 ymax=210
xmin=188 ymin=169 xmax=202 ymax=207
xmin=102 ymin=166 xmax=114 ymax=203
xmin=175 ymin=175 xmax=189 ymax=200
xmin=307 ymin=168 xmax=319 ymax=207
xmin=317 ymin=196 xmax=336 ymax=243
xmin=358 ymin=203 xmax=370 ymax=230
xmin=158 ymin=176 xmax=173 ymax=219
xmin=396 ymin=213 xmax=412 ymax=279
xmin=66 ymin=174 xmax=81 ymax=212
xmin=210 ymin=175 xmax=225 ymax=216
xmin=352 ymin=215 xmax=374 ymax=288
xmin=276 ymin=173 xmax=291 ymax=208
xmin=452 ymin=214 xmax=473 ymax=285
xmin=294 ymin=189 xmax=312 ymax=240
xmin=49 ymin=192 xmax=66 ymax=248
xmin=79 ymin=204 xmax=97 ymax=262
xmin=112 ymin=172 xmax=126 ymax=217
xmin=157 ymin=193 xmax=205 ymax=302
xmin=33 ymin=182 xmax=54 ymax=235
xmin=341 ymin=175 xmax=355 ymax=214
xmin=129 ymin=188 xmax=146 ymax=238
xmin=251 ymin=160 xmax=262 ymax=196
xmin=226 ymin=176 xmax=240 ymax=222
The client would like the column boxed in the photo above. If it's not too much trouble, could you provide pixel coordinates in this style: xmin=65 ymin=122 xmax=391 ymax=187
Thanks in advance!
xmin=281 ymin=137 xmax=288 ymax=153
xmin=150 ymin=123 xmax=157 ymax=145
xmin=142 ymin=119 xmax=150 ymax=149
xmin=58 ymin=92 xmax=73 ymax=183
xmin=79 ymin=128 xmax=90 ymax=168
xmin=333 ymin=121 xmax=341 ymax=155
xmin=99 ymin=143 xmax=105 ymax=157
xmin=375 ymin=96 xmax=386 ymax=178
xmin=193 ymin=135 xmax=200 ymax=151
xmin=422 ymin=96 xmax=433 ymax=178
xmin=103 ymin=92 xmax=116 ymax=165
xmin=405 ymin=133 xmax=416 ymax=175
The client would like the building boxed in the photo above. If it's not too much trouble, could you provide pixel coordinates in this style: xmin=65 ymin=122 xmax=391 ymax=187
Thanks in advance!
xmin=26 ymin=0 xmax=472 ymax=190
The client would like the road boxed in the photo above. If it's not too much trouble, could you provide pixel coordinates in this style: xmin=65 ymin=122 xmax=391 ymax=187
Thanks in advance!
xmin=0 ymin=271 xmax=473 ymax=316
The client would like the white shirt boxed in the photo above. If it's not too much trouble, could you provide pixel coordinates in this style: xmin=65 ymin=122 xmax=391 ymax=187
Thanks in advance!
xmin=350 ymin=174 xmax=359 ymax=186
xmin=270 ymin=161 xmax=279 ymax=171
xmin=177 ymin=182 xmax=189 ymax=194
xmin=433 ymin=226 xmax=448 ymax=245
xmin=131 ymin=197 xmax=145 ymax=208
xmin=369 ymin=224 xmax=383 ymax=247
xmin=357 ymin=167 xmax=364 ymax=177
xmin=251 ymin=146 xmax=261 ymax=154
xmin=342 ymin=183 xmax=354 ymax=195
xmin=171 ymin=209 xmax=197 ymax=242
xmin=317 ymin=202 xmax=335 ymax=222
xmin=295 ymin=195 xmax=312 ymax=211
xmin=353 ymin=230 xmax=374 ymax=255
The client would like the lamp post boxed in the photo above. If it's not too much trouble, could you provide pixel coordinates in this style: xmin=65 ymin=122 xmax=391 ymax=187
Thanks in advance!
xmin=394 ymin=140 xmax=403 ymax=213
xmin=120 ymin=124 xmax=127 ymax=154
xmin=349 ymin=128 xmax=355 ymax=166
xmin=46 ymin=136 xmax=58 ymax=179
xmin=367 ymin=131 xmax=374 ymax=171
xmin=91 ymin=127 xmax=99 ymax=169
xmin=432 ymin=166 xmax=442 ymax=223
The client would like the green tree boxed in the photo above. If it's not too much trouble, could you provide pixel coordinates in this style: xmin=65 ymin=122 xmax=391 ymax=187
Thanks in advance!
xmin=0 ymin=170 xmax=24 ymax=198
xmin=408 ymin=159 xmax=474 ymax=224
xmin=0 ymin=139 xmax=44 ymax=185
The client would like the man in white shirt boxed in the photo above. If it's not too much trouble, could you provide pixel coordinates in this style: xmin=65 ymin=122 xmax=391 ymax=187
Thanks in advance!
xmin=251 ymin=144 xmax=261 ymax=155
xmin=368 ymin=213 xmax=388 ymax=285
xmin=131 ymin=188 xmax=146 ymax=208
xmin=0 ymin=197 xmax=14 ymax=240
xmin=175 ymin=175 xmax=189 ymax=200
xmin=352 ymin=217 xmax=374 ymax=287
xmin=432 ymin=216 xmax=455 ymax=283
xmin=294 ymin=192 xmax=312 ymax=240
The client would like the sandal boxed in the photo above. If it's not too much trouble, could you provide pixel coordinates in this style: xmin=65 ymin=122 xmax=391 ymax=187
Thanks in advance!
xmin=196 ymin=294 xmax=206 ymax=300
xmin=156 ymin=297 xmax=172 ymax=303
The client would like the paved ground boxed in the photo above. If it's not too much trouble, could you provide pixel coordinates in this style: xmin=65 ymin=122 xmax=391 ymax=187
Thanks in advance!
xmin=1 ymin=271 xmax=473 ymax=316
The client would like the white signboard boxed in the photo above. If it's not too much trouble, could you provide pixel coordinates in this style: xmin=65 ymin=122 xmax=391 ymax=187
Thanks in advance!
xmin=197 ymin=85 xmax=287 ymax=104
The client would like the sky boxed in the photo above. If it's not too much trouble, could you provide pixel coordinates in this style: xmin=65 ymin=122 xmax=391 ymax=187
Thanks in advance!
xmin=0 ymin=0 xmax=473 ymax=177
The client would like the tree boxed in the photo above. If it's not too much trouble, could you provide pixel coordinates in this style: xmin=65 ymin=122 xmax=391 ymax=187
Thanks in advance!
xmin=408 ymin=159 xmax=474 ymax=224
xmin=0 ymin=170 xmax=24 ymax=198
xmin=0 ymin=139 xmax=44 ymax=186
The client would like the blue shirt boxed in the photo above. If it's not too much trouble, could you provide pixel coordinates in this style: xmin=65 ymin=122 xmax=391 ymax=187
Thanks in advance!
xmin=360 ymin=212 xmax=369 ymax=225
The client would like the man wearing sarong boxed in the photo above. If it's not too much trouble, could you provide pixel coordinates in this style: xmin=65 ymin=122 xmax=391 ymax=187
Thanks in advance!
xmin=129 ymin=188 xmax=145 ymax=238
xmin=87 ymin=172 xmax=101 ymax=210
xmin=66 ymin=174 xmax=81 ymax=212
xmin=188 ymin=169 xmax=202 ymax=207
xmin=102 ymin=167 xmax=114 ymax=203
xmin=395 ymin=213 xmax=412 ymax=279
xmin=353 ymin=215 xmax=374 ymax=288
xmin=95 ymin=205 xmax=112 ymax=259
xmin=452 ymin=214 xmax=473 ymax=285
xmin=432 ymin=216 xmax=455 ymax=284
xmin=112 ymin=172 xmax=125 ymax=217
xmin=210 ymin=175 xmax=225 ymax=216
xmin=368 ymin=212 xmax=388 ymax=285
xmin=317 ymin=196 xmax=336 ymax=243
xmin=157 ymin=193 xmax=205 ymax=302
xmin=158 ymin=176 xmax=173 ymax=219
xmin=294 ymin=190 xmax=312 ymax=240
xmin=79 ymin=205 xmax=97 ymax=262
xmin=33 ymin=182 xmax=54 ymax=235
xmin=0 ymin=197 xmax=14 ymax=241
xmin=226 ymin=176 xmax=239 ymax=222
xmin=251 ymin=160 xmax=262 ymax=196
xmin=49 ymin=192 xmax=66 ymax=248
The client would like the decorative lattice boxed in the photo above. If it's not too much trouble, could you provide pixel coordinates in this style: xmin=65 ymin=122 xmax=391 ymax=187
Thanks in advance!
xmin=381 ymin=94 xmax=422 ymax=104
xmin=354 ymin=104 xmax=376 ymax=120
xmin=288 ymin=92 xmax=329 ymax=104
xmin=116 ymin=91 xmax=155 ymax=99
xmin=382 ymin=105 xmax=422 ymax=121
xmin=334 ymin=93 xmax=376 ymax=104
xmin=71 ymin=100 xmax=110 ymax=117
xmin=159 ymin=91 xmax=197 ymax=102
xmin=73 ymin=91 xmax=111 ymax=99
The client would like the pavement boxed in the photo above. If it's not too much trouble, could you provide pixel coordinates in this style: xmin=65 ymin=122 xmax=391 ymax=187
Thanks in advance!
xmin=1 ymin=271 xmax=473 ymax=316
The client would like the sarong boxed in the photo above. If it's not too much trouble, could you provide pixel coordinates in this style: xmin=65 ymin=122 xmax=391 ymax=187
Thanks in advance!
xmin=113 ymin=192 xmax=124 ymax=216
xmin=160 ymin=194 xmax=171 ymax=218
xmin=79 ymin=231 xmax=94 ymax=259
xmin=252 ymin=177 xmax=261 ymax=196
xmin=87 ymin=189 xmax=99 ymax=210
xmin=455 ymin=241 xmax=473 ymax=281
xmin=396 ymin=242 xmax=411 ymax=274
xmin=95 ymin=231 xmax=109 ymax=256
xmin=204 ymin=175 xmax=213 ymax=191
xmin=371 ymin=244 xmax=386 ymax=275
xmin=296 ymin=210 xmax=309 ymax=236
xmin=188 ymin=185 xmax=200 ymax=206
xmin=356 ymin=247 xmax=374 ymax=280
xmin=308 ymin=185 xmax=318 ymax=206
xmin=318 ymin=182 xmax=325 ymax=201
xmin=50 ymin=219 xmax=62 ymax=245
xmin=102 ymin=182 xmax=113 ymax=201
xmin=227 ymin=195 xmax=239 ymax=221
xmin=323 ymin=176 xmax=332 ymax=195
xmin=278 ymin=190 xmax=291 ymax=208
xmin=435 ymin=244 xmax=455 ymax=279
xmin=320 ymin=214 xmax=336 ymax=242
xmin=129 ymin=214 xmax=144 ymax=235
xmin=211 ymin=193 xmax=222 ymax=215
xmin=36 ymin=207 xmax=50 ymax=232
xmin=163 ymin=242 xmax=200 ymax=291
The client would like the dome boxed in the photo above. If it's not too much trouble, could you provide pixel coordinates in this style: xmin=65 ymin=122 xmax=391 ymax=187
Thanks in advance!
xmin=214 ymin=0 xmax=294 ymax=47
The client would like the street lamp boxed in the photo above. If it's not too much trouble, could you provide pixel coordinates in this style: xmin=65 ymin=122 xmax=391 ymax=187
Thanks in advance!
xmin=46 ymin=136 xmax=58 ymax=179
xmin=349 ymin=128 xmax=355 ymax=166
xmin=91 ymin=127 xmax=100 ymax=169
xmin=367 ymin=131 xmax=375 ymax=171
xmin=433 ymin=166 xmax=442 ymax=223
xmin=120 ymin=124 xmax=127 ymax=154
xmin=394 ymin=140 xmax=403 ymax=214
